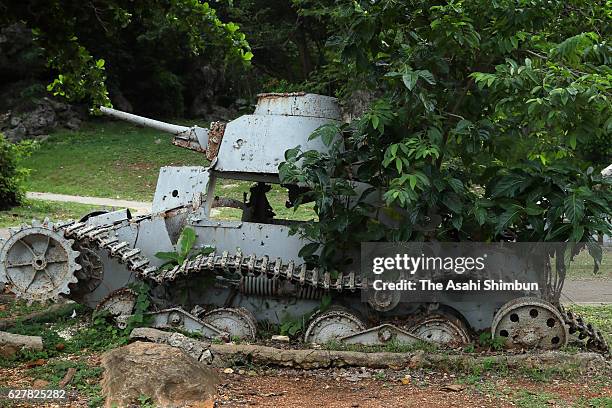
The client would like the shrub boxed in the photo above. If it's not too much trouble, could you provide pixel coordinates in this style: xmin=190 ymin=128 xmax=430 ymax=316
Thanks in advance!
xmin=0 ymin=134 xmax=35 ymax=210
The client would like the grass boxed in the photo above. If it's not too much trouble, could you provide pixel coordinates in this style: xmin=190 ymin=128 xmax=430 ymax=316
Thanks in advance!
xmin=23 ymin=121 xmax=203 ymax=201
xmin=0 ymin=200 xmax=112 ymax=228
xmin=21 ymin=120 xmax=317 ymax=221
xmin=562 ymin=246 xmax=612 ymax=280
xmin=567 ymin=304 xmax=612 ymax=345
xmin=512 ymin=390 xmax=559 ymax=408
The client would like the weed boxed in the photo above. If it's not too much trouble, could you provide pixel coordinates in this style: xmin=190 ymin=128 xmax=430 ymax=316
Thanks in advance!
xmin=28 ymin=359 xmax=104 ymax=407
xmin=137 ymin=395 xmax=156 ymax=408
xmin=512 ymin=390 xmax=559 ymax=408
xmin=573 ymin=397 xmax=612 ymax=408
xmin=155 ymin=227 xmax=214 ymax=270
xmin=323 ymin=339 xmax=438 ymax=353
xmin=478 ymin=332 xmax=506 ymax=351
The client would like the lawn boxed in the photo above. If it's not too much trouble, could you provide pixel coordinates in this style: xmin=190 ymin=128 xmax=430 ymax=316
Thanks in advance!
xmin=23 ymin=120 xmax=204 ymax=201
xmin=569 ymin=304 xmax=612 ymax=345
xmin=0 ymin=200 xmax=110 ymax=228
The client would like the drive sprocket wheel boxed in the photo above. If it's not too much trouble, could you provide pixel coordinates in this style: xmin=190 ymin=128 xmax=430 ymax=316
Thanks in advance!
xmin=491 ymin=297 xmax=568 ymax=350
xmin=304 ymin=306 xmax=366 ymax=344
xmin=0 ymin=223 xmax=80 ymax=302
xmin=407 ymin=312 xmax=471 ymax=346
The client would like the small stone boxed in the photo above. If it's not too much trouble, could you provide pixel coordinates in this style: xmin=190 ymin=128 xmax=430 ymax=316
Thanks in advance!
xmin=271 ymin=335 xmax=290 ymax=342
xmin=238 ymin=369 xmax=245 ymax=375
xmin=223 ymin=368 xmax=234 ymax=374
xmin=441 ymin=384 xmax=466 ymax=392
xmin=199 ymin=349 xmax=213 ymax=364
xmin=32 ymin=379 xmax=49 ymax=389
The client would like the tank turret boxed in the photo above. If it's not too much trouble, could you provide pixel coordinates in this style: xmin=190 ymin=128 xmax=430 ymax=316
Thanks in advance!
xmin=100 ymin=92 xmax=342 ymax=176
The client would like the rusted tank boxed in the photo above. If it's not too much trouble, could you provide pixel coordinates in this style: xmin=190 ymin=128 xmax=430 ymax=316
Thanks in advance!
xmin=0 ymin=93 xmax=607 ymax=352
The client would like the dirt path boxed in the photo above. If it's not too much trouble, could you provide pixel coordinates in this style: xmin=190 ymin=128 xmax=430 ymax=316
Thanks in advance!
xmin=562 ymin=280 xmax=612 ymax=304
xmin=216 ymin=368 xmax=611 ymax=407
xmin=25 ymin=192 xmax=151 ymax=214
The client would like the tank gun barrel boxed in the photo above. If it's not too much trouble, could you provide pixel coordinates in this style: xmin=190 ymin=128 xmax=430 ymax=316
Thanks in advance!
xmin=100 ymin=106 xmax=209 ymax=153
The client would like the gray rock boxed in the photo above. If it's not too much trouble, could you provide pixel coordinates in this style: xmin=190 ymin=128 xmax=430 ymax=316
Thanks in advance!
xmin=1 ymin=96 xmax=83 ymax=142
xmin=65 ymin=117 xmax=81 ymax=130
xmin=200 ymin=349 xmax=213 ymax=364
xmin=129 ymin=327 xmax=173 ymax=343
xmin=101 ymin=341 xmax=219 ymax=408
xmin=0 ymin=331 xmax=43 ymax=358
xmin=271 ymin=335 xmax=290 ymax=342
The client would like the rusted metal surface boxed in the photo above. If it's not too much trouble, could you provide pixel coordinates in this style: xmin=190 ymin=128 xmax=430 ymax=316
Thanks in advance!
xmin=206 ymin=121 xmax=226 ymax=160
xmin=254 ymin=92 xmax=341 ymax=119
xmin=257 ymin=92 xmax=307 ymax=98
xmin=304 ymin=307 xmax=366 ymax=344
xmin=407 ymin=313 xmax=471 ymax=346
xmin=491 ymin=297 xmax=568 ymax=350
xmin=0 ymin=223 xmax=80 ymax=302
xmin=172 ymin=137 xmax=207 ymax=153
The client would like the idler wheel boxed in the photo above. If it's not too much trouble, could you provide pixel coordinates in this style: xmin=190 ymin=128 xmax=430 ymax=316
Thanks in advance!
xmin=491 ymin=297 xmax=568 ymax=349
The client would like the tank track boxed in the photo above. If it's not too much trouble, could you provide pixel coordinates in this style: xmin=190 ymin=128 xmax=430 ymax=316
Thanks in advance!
xmin=55 ymin=219 xmax=610 ymax=354
xmin=57 ymin=220 xmax=362 ymax=292
xmin=561 ymin=307 xmax=609 ymax=354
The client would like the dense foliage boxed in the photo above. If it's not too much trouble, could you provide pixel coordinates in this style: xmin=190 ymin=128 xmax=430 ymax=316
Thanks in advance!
xmin=0 ymin=134 xmax=34 ymax=210
xmin=279 ymin=0 xmax=612 ymax=272
xmin=0 ymin=0 xmax=252 ymax=114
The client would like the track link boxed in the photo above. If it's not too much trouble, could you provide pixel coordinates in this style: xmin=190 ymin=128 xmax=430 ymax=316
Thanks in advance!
xmin=561 ymin=307 xmax=609 ymax=354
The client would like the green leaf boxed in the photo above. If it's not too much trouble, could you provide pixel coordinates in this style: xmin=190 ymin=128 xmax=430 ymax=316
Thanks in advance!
xmin=402 ymin=71 xmax=418 ymax=91
xmin=496 ymin=207 xmax=522 ymax=233
xmin=179 ymin=227 xmax=197 ymax=258
xmin=474 ymin=207 xmax=487 ymax=226
xmin=524 ymin=203 xmax=544 ymax=215
xmin=447 ymin=178 xmax=464 ymax=193
xmin=155 ymin=252 xmax=179 ymax=261
xmin=491 ymin=175 xmax=529 ymax=198
xmin=298 ymin=242 xmax=319 ymax=258
xmin=416 ymin=70 xmax=435 ymax=85
xmin=371 ymin=115 xmax=380 ymax=129
xmin=309 ymin=124 xmax=339 ymax=147
xmin=442 ymin=193 xmax=463 ymax=214
xmin=320 ymin=293 xmax=332 ymax=312
xmin=563 ymin=194 xmax=584 ymax=224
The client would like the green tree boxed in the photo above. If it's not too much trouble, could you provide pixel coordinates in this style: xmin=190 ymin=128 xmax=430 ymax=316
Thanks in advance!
xmin=280 ymin=0 xmax=611 ymax=271
xmin=0 ymin=0 xmax=252 ymax=110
